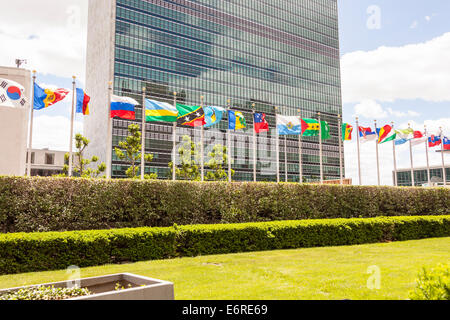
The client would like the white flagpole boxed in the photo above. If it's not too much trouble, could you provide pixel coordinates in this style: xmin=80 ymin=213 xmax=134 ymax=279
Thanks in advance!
xmin=27 ymin=71 xmax=37 ymax=177
xmin=200 ymin=95 xmax=205 ymax=182
xmin=275 ymin=107 xmax=280 ymax=183
xmin=374 ymin=120 xmax=380 ymax=186
xmin=424 ymin=125 xmax=431 ymax=187
xmin=408 ymin=123 xmax=415 ymax=187
xmin=338 ymin=114 xmax=343 ymax=185
xmin=68 ymin=76 xmax=76 ymax=177
xmin=298 ymin=109 xmax=303 ymax=184
xmin=106 ymin=81 xmax=113 ymax=179
xmin=252 ymin=103 xmax=257 ymax=182
xmin=440 ymin=127 xmax=447 ymax=186
xmin=284 ymin=135 xmax=288 ymax=182
xmin=392 ymin=122 xmax=398 ymax=187
xmin=227 ymin=99 xmax=232 ymax=183
xmin=172 ymin=92 xmax=177 ymax=181
xmin=356 ymin=117 xmax=362 ymax=185
xmin=140 ymin=87 xmax=146 ymax=180
xmin=318 ymin=112 xmax=323 ymax=184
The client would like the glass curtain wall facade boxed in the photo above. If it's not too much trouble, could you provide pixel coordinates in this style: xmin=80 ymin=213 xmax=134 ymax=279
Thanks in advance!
xmin=111 ymin=0 xmax=342 ymax=181
xmin=396 ymin=167 xmax=450 ymax=187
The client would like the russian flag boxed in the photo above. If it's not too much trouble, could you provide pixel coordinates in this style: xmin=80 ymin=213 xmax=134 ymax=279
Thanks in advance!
xmin=111 ymin=95 xmax=139 ymax=120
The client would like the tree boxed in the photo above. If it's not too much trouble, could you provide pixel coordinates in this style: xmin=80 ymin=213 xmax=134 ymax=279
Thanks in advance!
xmin=205 ymin=143 xmax=234 ymax=181
xmin=114 ymin=124 xmax=157 ymax=179
xmin=168 ymin=135 xmax=201 ymax=181
xmin=61 ymin=133 xmax=106 ymax=178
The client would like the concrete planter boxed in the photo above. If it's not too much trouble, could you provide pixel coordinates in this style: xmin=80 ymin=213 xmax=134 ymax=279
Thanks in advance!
xmin=0 ymin=273 xmax=174 ymax=300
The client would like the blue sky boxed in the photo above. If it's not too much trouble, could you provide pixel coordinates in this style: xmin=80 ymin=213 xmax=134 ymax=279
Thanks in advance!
xmin=1 ymin=0 xmax=449 ymax=185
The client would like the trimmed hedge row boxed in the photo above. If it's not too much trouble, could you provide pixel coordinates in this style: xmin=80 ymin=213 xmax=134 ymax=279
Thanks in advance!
xmin=0 ymin=177 xmax=449 ymax=233
xmin=1 ymin=216 xmax=449 ymax=275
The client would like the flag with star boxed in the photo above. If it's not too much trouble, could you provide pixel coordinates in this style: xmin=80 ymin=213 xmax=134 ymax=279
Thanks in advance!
xmin=176 ymin=103 xmax=206 ymax=127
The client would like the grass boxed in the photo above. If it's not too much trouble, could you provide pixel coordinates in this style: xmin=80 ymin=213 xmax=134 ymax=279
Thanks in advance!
xmin=1 ymin=237 xmax=449 ymax=300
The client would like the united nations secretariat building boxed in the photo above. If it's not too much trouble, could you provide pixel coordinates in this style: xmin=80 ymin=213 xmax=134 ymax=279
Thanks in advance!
xmin=84 ymin=0 xmax=343 ymax=182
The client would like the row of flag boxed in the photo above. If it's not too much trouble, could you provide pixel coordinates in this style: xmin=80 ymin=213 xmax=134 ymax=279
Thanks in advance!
xmin=32 ymin=83 xmax=91 ymax=115
xmin=0 ymin=78 xmax=91 ymax=116
xmin=358 ymin=125 xmax=450 ymax=150
xmin=2 ymin=75 xmax=446 ymax=185
xmin=109 ymin=95 xmax=339 ymax=140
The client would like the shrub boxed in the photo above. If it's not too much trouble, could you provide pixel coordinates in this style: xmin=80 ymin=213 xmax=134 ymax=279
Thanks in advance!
xmin=0 ymin=177 xmax=449 ymax=233
xmin=409 ymin=264 xmax=450 ymax=300
xmin=0 ymin=216 xmax=448 ymax=275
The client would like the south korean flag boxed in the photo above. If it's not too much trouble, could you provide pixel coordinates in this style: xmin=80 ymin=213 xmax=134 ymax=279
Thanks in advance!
xmin=0 ymin=78 xmax=28 ymax=108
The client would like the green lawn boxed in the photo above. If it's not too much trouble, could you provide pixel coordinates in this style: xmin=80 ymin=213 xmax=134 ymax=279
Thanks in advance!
xmin=1 ymin=237 xmax=449 ymax=300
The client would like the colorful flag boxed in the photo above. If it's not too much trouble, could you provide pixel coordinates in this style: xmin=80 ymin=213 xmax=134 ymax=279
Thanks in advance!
xmin=443 ymin=137 xmax=450 ymax=150
xmin=358 ymin=127 xmax=377 ymax=143
xmin=428 ymin=135 xmax=442 ymax=148
xmin=228 ymin=110 xmax=247 ymax=130
xmin=204 ymin=106 xmax=225 ymax=128
xmin=342 ymin=123 xmax=353 ymax=141
xmin=301 ymin=118 xmax=320 ymax=136
xmin=110 ymin=95 xmax=139 ymax=120
xmin=394 ymin=128 xmax=414 ymax=145
xmin=321 ymin=121 xmax=330 ymax=140
xmin=277 ymin=115 xmax=301 ymax=135
xmin=34 ymin=83 xmax=69 ymax=110
xmin=377 ymin=125 xmax=396 ymax=144
xmin=177 ymin=104 xmax=206 ymax=127
xmin=76 ymin=88 xmax=90 ymax=115
xmin=145 ymin=99 xmax=178 ymax=122
xmin=0 ymin=78 xmax=28 ymax=108
xmin=253 ymin=112 xmax=269 ymax=133
xmin=410 ymin=131 xmax=428 ymax=147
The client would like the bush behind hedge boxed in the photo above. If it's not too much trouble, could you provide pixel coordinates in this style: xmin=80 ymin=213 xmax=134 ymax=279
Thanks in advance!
xmin=0 ymin=216 xmax=449 ymax=275
xmin=0 ymin=177 xmax=449 ymax=233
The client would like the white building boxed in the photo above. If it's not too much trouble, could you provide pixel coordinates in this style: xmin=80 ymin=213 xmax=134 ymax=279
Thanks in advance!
xmin=0 ymin=66 xmax=31 ymax=176
xmin=28 ymin=148 xmax=68 ymax=177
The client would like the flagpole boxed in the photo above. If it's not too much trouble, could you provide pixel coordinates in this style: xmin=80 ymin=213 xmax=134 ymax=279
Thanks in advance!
xmin=27 ymin=71 xmax=37 ymax=177
xmin=392 ymin=122 xmax=398 ymax=187
xmin=338 ymin=114 xmax=343 ymax=185
xmin=318 ymin=112 xmax=323 ymax=184
xmin=374 ymin=120 xmax=381 ymax=186
xmin=252 ymin=103 xmax=257 ymax=182
xmin=68 ymin=76 xmax=76 ymax=177
xmin=275 ymin=107 xmax=280 ymax=183
xmin=298 ymin=109 xmax=303 ymax=184
xmin=356 ymin=116 xmax=362 ymax=185
xmin=408 ymin=123 xmax=415 ymax=187
xmin=440 ymin=127 xmax=447 ymax=186
xmin=140 ymin=87 xmax=146 ymax=180
xmin=106 ymin=81 xmax=113 ymax=179
xmin=200 ymin=95 xmax=205 ymax=182
xmin=284 ymin=135 xmax=288 ymax=182
xmin=424 ymin=125 xmax=431 ymax=187
xmin=172 ymin=91 xmax=177 ymax=181
xmin=227 ymin=99 xmax=232 ymax=183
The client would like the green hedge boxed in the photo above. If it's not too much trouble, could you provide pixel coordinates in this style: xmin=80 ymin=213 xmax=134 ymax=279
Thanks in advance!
xmin=0 ymin=216 xmax=449 ymax=275
xmin=0 ymin=177 xmax=449 ymax=233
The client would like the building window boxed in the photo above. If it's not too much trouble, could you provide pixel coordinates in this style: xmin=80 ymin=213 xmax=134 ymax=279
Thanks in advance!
xmin=45 ymin=153 xmax=55 ymax=165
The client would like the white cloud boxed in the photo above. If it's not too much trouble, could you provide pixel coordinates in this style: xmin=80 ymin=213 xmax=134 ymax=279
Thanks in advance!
xmin=32 ymin=115 xmax=83 ymax=151
xmin=410 ymin=20 xmax=419 ymax=29
xmin=0 ymin=0 xmax=88 ymax=81
xmin=353 ymin=100 xmax=388 ymax=119
xmin=353 ymin=100 xmax=421 ymax=120
xmin=341 ymin=32 xmax=450 ymax=103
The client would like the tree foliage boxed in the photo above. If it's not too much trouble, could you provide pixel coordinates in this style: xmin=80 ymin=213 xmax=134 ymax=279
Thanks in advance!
xmin=61 ymin=133 xmax=106 ymax=178
xmin=114 ymin=124 xmax=157 ymax=179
